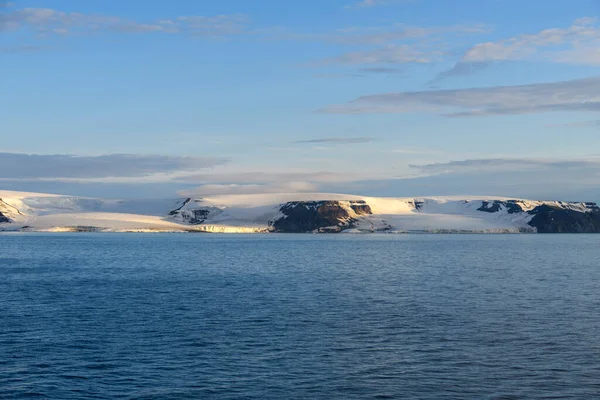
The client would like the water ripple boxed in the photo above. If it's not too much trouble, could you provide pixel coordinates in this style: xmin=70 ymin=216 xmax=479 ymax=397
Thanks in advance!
xmin=1 ymin=233 xmax=600 ymax=399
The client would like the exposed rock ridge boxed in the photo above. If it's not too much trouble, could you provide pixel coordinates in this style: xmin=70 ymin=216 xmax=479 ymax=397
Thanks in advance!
xmin=169 ymin=199 xmax=216 ymax=225
xmin=271 ymin=200 xmax=372 ymax=233
xmin=4 ymin=190 xmax=600 ymax=233
xmin=527 ymin=203 xmax=600 ymax=233
xmin=169 ymin=198 xmax=192 ymax=215
xmin=478 ymin=200 xmax=527 ymax=214
xmin=476 ymin=199 xmax=600 ymax=233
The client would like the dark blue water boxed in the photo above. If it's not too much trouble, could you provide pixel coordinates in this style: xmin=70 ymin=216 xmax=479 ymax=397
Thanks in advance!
xmin=1 ymin=234 xmax=600 ymax=399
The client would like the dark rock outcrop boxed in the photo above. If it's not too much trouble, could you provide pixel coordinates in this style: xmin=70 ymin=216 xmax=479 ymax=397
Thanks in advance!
xmin=271 ymin=200 xmax=372 ymax=233
xmin=183 ymin=209 xmax=211 ymax=225
xmin=168 ymin=199 xmax=215 ymax=225
xmin=171 ymin=208 xmax=211 ymax=225
xmin=527 ymin=204 xmax=600 ymax=233
xmin=0 ymin=212 xmax=9 ymax=223
xmin=164 ymin=196 xmax=600 ymax=234
xmin=477 ymin=200 xmax=600 ymax=233
xmin=405 ymin=201 xmax=424 ymax=210
xmin=350 ymin=200 xmax=373 ymax=215
xmin=168 ymin=198 xmax=192 ymax=215
xmin=478 ymin=200 xmax=525 ymax=214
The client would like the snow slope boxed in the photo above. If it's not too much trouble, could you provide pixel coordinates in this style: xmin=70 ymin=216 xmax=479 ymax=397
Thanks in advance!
xmin=0 ymin=190 xmax=596 ymax=233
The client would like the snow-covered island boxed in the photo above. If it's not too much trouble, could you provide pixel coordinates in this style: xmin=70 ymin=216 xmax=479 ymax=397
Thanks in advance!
xmin=1 ymin=190 xmax=599 ymax=234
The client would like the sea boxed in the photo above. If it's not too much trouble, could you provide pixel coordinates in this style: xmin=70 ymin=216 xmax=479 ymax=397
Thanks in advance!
xmin=1 ymin=233 xmax=599 ymax=399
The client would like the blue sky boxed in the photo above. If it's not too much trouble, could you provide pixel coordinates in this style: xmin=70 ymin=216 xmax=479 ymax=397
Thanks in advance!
xmin=2 ymin=0 xmax=600 ymax=200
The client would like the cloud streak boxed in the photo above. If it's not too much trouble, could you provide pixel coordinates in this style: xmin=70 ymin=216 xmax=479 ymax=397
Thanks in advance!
xmin=309 ymin=24 xmax=486 ymax=66
xmin=175 ymin=171 xmax=364 ymax=185
xmin=346 ymin=0 xmax=389 ymax=8
xmin=547 ymin=120 xmax=600 ymax=128
xmin=0 ymin=153 xmax=229 ymax=180
xmin=180 ymin=182 xmax=319 ymax=197
xmin=345 ymin=0 xmax=412 ymax=9
xmin=322 ymin=44 xmax=437 ymax=65
xmin=294 ymin=137 xmax=376 ymax=144
xmin=319 ymin=76 xmax=600 ymax=117
xmin=410 ymin=158 xmax=600 ymax=173
xmin=0 ymin=6 xmax=249 ymax=37
xmin=0 ymin=44 xmax=46 ymax=53
xmin=437 ymin=17 xmax=600 ymax=80
xmin=359 ymin=67 xmax=403 ymax=74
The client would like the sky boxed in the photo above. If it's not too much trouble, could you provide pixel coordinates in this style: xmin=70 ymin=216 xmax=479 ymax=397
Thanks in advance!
xmin=2 ymin=0 xmax=600 ymax=200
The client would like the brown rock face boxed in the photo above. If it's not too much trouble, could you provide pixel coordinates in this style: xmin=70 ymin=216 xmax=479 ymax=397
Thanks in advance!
xmin=271 ymin=200 xmax=372 ymax=233
xmin=317 ymin=202 xmax=350 ymax=220
xmin=350 ymin=201 xmax=373 ymax=215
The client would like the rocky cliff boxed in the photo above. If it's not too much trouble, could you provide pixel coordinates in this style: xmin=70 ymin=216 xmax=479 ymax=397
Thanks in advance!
xmin=270 ymin=200 xmax=372 ymax=233
xmin=3 ymin=189 xmax=600 ymax=233
xmin=159 ymin=198 xmax=600 ymax=233
xmin=169 ymin=198 xmax=212 ymax=225
xmin=528 ymin=204 xmax=600 ymax=233
xmin=475 ymin=199 xmax=600 ymax=233
xmin=267 ymin=199 xmax=600 ymax=233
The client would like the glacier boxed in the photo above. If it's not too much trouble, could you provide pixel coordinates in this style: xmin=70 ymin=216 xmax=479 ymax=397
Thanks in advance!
xmin=1 ymin=190 xmax=599 ymax=234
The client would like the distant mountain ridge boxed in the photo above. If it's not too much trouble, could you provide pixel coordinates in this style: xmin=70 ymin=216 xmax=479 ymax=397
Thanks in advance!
xmin=1 ymin=190 xmax=599 ymax=233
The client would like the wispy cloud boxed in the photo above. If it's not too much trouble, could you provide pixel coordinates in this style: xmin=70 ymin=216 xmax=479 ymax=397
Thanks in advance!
xmin=410 ymin=158 xmax=600 ymax=173
xmin=346 ymin=0 xmax=388 ymax=8
xmin=437 ymin=17 xmax=600 ymax=80
xmin=309 ymin=24 xmax=486 ymax=66
xmin=292 ymin=24 xmax=486 ymax=46
xmin=547 ymin=120 xmax=600 ymax=128
xmin=313 ymin=72 xmax=366 ymax=79
xmin=359 ymin=67 xmax=403 ymax=74
xmin=0 ymin=6 xmax=249 ymax=37
xmin=345 ymin=0 xmax=411 ymax=9
xmin=322 ymin=44 xmax=437 ymax=65
xmin=294 ymin=137 xmax=376 ymax=144
xmin=0 ymin=44 xmax=46 ymax=53
xmin=0 ymin=153 xmax=229 ymax=180
xmin=391 ymin=147 xmax=433 ymax=154
xmin=175 ymin=171 xmax=363 ymax=185
xmin=180 ymin=182 xmax=319 ymax=197
xmin=319 ymin=76 xmax=600 ymax=117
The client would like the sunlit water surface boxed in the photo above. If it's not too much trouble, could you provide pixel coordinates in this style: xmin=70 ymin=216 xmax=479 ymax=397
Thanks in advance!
xmin=1 ymin=233 xmax=599 ymax=399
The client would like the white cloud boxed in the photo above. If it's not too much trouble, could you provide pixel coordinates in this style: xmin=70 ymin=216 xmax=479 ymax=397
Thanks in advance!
xmin=322 ymin=44 xmax=437 ymax=65
xmin=546 ymin=120 xmax=600 ymax=128
xmin=391 ymin=157 xmax=600 ymax=200
xmin=356 ymin=0 xmax=382 ymax=7
xmin=179 ymin=182 xmax=318 ymax=197
xmin=0 ymin=153 xmax=229 ymax=180
xmin=174 ymin=171 xmax=365 ymax=184
xmin=359 ymin=67 xmax=403 ymax=74
xmin=462 ymin=19 xmax=600 ymax=64
xmin=345 ymin=0 xmax=412 ymax=9
xmin=438 ymin=17 xmax=600 ymax=79
xmin=0 ymin=6 xmax=249 ymax=37
xmin=391 ymin=148 xmax=434 ymax=154
xmin=294 ymin=137 xmax=376 ymax=144
xmin=410 ymin=158 xmax=600 ymax=174
xmin=0 ymin=44 xmax=46 ymax=53
xmin=308 ymin=24 xmax=486 ymax=66
xmin=319 ymin=76 xmax=600 ymax=117
xmin=290 ymin=24 xmax=486 ymax=46
xmin=552 ymin=45 xmax=600 ymax=66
